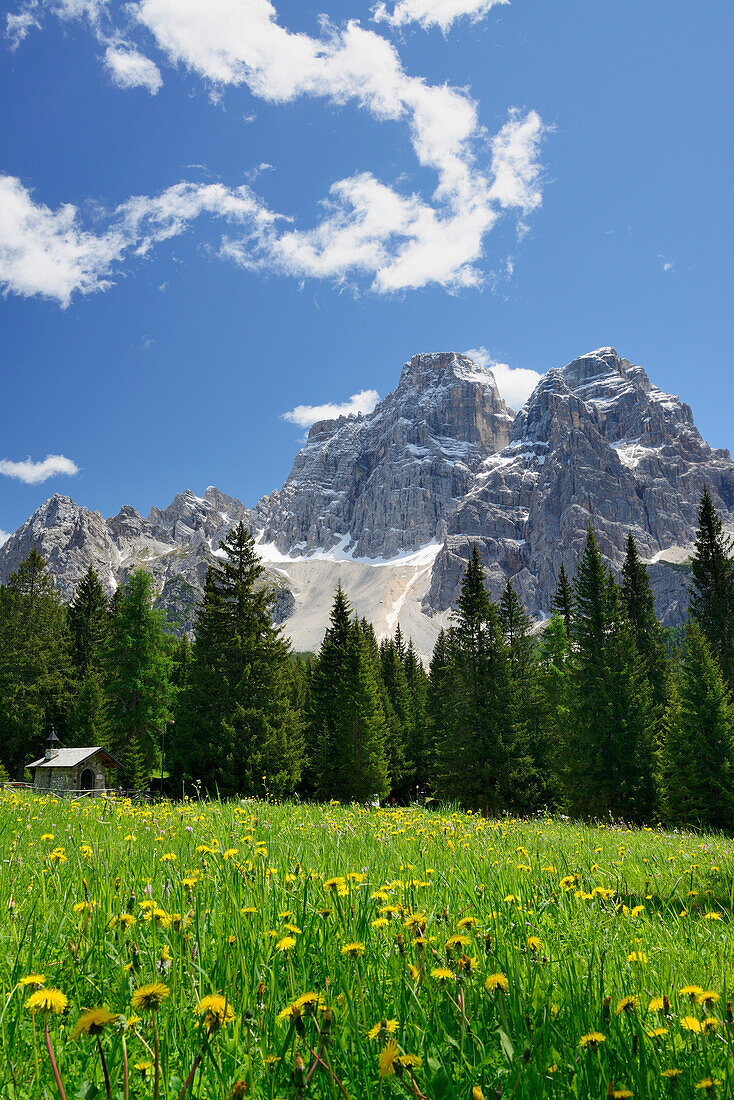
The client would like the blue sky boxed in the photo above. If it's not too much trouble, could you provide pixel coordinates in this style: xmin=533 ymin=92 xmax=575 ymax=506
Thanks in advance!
xmin=1 ymin=0 xmax=732 ymax=541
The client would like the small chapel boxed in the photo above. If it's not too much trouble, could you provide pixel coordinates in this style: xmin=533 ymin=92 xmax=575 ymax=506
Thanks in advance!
xmin=28 ymin=731 xmax=122 ymax=796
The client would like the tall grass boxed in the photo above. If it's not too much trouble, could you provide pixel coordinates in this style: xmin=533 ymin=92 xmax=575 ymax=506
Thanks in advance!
xmin=1 ymin=791 xmax=733 ymax=1098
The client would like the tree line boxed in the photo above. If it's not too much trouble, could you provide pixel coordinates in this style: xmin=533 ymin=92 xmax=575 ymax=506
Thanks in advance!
xmin=1 ymin=487 xmax=733 ymax=829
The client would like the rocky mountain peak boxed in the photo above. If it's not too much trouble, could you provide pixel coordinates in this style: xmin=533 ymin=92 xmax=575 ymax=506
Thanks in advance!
xmin=257 ymin=351 xmax=513 ymax=559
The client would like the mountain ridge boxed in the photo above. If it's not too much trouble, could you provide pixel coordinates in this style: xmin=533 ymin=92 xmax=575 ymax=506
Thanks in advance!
xmin=1 ymin=346 xmax=732 ymax=655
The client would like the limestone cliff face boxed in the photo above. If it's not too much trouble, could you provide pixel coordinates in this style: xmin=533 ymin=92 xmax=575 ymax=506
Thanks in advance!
xmin=0 ymin=488 xmax=291 ymax=637
xmin=256 ymin=352 xmax=513 ymax=559
xmin=1 ymin=346 xmax=732 ymax=648
xmin=428 ymin=348 xmax=733 ymax=619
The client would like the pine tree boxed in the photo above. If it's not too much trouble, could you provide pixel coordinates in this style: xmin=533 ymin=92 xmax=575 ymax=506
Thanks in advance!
xmin=403 ymin=638 xmax=430 ymax=796
xmin=67 ymin=567 xmax=110 ymax=747
xmin=659 ymin=624 xmax=734 ymax=829
xmin=535 ymin=612 xmax=571 ymax=804
xmin=68 ymin=567 xmax=109 ymax=675
xmin=689 ymin=487 xmax=734 ymax=690
xmin=552 ymin=563 xmax=574 ymax=635
xmin=567 ymin=527 xmax=656 ymax=821
xmin=0 ymin=551 xmax=73 ymax=777
xmin=380 ymin=636 xmax=415 ymax=801
xmin=433 ymin=546 xmax=522 ymax=813
xmin=172 ymin=524 xmax=304 ymax=798
xmin=333 ymin=623 xmax=390 ymax=802
xmin=304 ymin=584 xmax=353 ymax=799
xmin=621 ymin=533 xmax=669 ymax=713
xmin=427 ymin=628 xmax=459 ymax=799
xmin=106 ymin=570 xmax=173 ymax=787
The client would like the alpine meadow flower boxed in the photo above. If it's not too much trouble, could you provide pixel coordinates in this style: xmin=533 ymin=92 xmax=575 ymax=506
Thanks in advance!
xmin=70 ymin=1008 xmax=119 ymax=1039
xmin=25 ymin=988 xmax=68 ymax=1015
xmin=579 ymin=1031 xmax=605 ymax=1049
xmin=195 ymin=994 xmax=235 ymax=1029
xmin=484 ymin=973 xmax=509 ymax=993
xmin=131 ymin=983 xmax=169 ymax=1012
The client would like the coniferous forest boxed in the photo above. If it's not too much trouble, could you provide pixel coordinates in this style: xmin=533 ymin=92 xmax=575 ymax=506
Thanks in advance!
xmin=1 ymin=486 xmax=733 ymax=829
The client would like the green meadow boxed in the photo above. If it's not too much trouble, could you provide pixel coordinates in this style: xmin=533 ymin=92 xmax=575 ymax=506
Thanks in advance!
xmin=1 ymin=790 xmax=733 ymax=1099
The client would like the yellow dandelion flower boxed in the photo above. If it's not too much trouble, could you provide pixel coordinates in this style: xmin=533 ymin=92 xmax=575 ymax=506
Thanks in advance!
xmin=527 ymin=936 xmax=541 ymax=952
xmin=134 ymin=1061 xmax=153 ymax=1077
xmin=661 ymin=1069 xmax=682 ymax=1079
xmin=431 ymin=967 xmax=454 ymax=983
xmin=646 ymin=1027 xmax=669 ymax=1039
xmin=396 ymin=1053 xmax=422 ymax=1069
xmin=25 ymin=988 xmax=68 ymax=1015
xmin=276 ymin=936 xmax=296 ymax=953
xmin=695 ymin=1079 xmax=721 ymax=1092
xmin=378 ymin=1038 xmax=399 ymax=1079
xmin=616 ymin=995 xmax=640 ymax=1016
xmin=484 ymin=973 xmax=509 ymax=993
xmin=579 ymin=1031 xmax=605 ymax=1049
xmin=160 ymin=852 xmax=177 ymax=862
xmin=18 ymin=974 xmax=46 ymax=988
xmin=697 ymin=990 xmax=719 ymax=1007
xmin=70 ymin=1008 xmax=119 ymax=1039
xmin=457 ymin=917 xmax=475 ymax=929
xmin=679 ymin=985 xmax=704 ymax=1000
xmin=195 ymin=994 xmax=235 ymax=1028
xmin=630 ymin=905 xmax=645 ymax=917
xmin=340 ymin=942 xmax=365 ymax=959
xmin=627 ymin=951 xmax=647 ymax=965
xmin=130 ymin=983 xmax=169 ymax=1012
xmin=368 ymin=1018 xmax=399 ymax=1041
xmin=680 ymin=1016 xmax=703 ymax=1033
xmin=445 ymin=935 xmax=470 ymax=951
xmin=703 ymin=912 xmax=722 ymax=922
xmin=648 ymin=997 xmax=667 ymax=1012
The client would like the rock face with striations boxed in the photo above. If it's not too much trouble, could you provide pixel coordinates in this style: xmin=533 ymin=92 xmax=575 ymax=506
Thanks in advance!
xmin=427 ymin=348 xmax=733 ymax=618
xmin=1 ymin=347 xmax=732 ymax=649
xmin=0 ymin=488 xmax=293 ymax=636
xmin=256 ymin=352 xmax=513 ymax=559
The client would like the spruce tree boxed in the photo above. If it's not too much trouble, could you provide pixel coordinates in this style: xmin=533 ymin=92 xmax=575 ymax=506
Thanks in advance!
xmin=68 ymin=567 xmax=109 ymax=675
xmin=304 ymin=584 xmax=353 ymax=799
xmin=0 ymin=551 xmax=73 ymax=777
xmin=552 ymin=563 xmax=574 ymax=635
xmin=333 ymin=623 xmax=390 ymax=802
xmin=621 ymin=533 xmax=669 ymax=713
xmin=68 ymin=567 xmax=110 ymax=747
xmin=567 ymin=527 xmax=656 ymax=821
xmin=403 ymin=638 xmax=430 ymax=796
xmin=427 ymin=628 xmax=459 ymax=799
xmin=380 ymin=636 xmax=414 ymax=801
xmin=689 ymin=487 xmax=734 ymax=690
xmin=535 ymin=612 xmax=571 ymax=804
xmin=172 ymin=524 xmax=303 ymax=798
xmin=106 ymin=570 xmax=173 ymax=787
xmin=659 ymin=624 xmax=734 ymax=830
xmin=434 ymin=546 xmax=522 ymax=813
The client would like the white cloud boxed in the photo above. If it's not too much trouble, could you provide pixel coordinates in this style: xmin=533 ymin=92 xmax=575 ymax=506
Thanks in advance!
xmin=373 ymin=0 xmax=508 ymax=33
xmin=0 ymin=454 xmax=80 ymax=484
xmin=6 ymin=9 xmax=41 ymax=46
xmin=488 ymin=109 xmax=545 ymax=215
xmin=0 ymin=529 xmax=9 ymax=547
xmin=0 ymin=175 xmax=275 ymax=305
xmin=104 ymin=45 xmax=162 ymax=93
xmin=128 ymin=0 xmax=545 ymax=290
xmin=282 ymin=389 xmax=381 ymax=428
xmin=464 ymin=346 xmax=541 ymax=409
xmin=0 ymin=176 xmax=127 ymax=304
xmin=4 ymin=0 xmax=547 ymax=297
